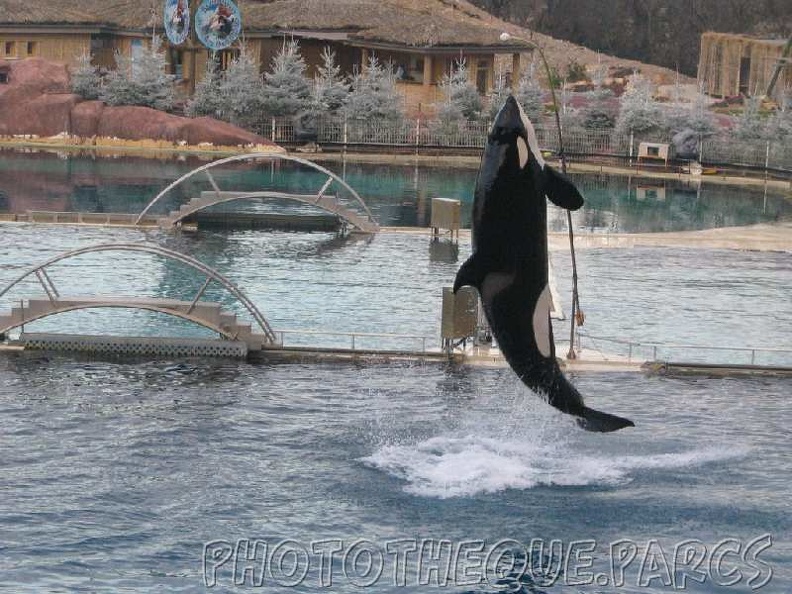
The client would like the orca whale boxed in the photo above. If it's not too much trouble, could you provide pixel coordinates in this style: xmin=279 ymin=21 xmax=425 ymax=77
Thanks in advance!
xmin=453 ymin=96 xmax=634 ymax=433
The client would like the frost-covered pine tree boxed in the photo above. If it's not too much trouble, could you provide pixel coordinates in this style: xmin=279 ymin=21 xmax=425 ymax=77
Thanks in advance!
xmin=515 ymin=63 xmax=544 ymax=122
xmin=764 ymin=95 xmax=792 ymax=141
xmin=344 ymin=55 xmax=403 ymax=122
xmin=484 ymin=71 xmax=511 ymax=122
xmin=219 ymin=45 xmax=266 ymax=128
xmin=100 ymin=37 xmax=175 ymax=111
xmin=615 ymin=74 xmax=663 ymax=136
xmin=665 ymin=87 xmax=717 ymax=138
xmin=580 ymin=63 xmax=615 ymax=129
xmin=734 ymin=97 xmax=766 ymax=141
xmin=437 ymin=59 xmax=481 ymax=123
xmin=261 ymin=39 xmax=312 ymax=117
xmin=70 ymin=52 xmax=103 ymax=100
xmin=312 ymin=47 xmax=349 ymax=114
xmin=186 ymin=56 xmax=224 ymax=119
xmin=582 ymin=87 xmax=616 ymax=130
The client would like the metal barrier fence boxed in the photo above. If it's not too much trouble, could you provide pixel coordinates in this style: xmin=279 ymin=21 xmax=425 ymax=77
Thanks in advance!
xmin=274 ymin=328 xmax=431 ymax=353
xmin=252 ymin=116 xmax=792 ymax=173
xmin=573 ymin=333 xmax=792 ymax=367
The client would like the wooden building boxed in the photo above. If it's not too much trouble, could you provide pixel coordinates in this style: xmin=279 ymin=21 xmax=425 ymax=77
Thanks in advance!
xmin=0 ymin=0 xmax=532 ymax=114
xmin=698 ymin=32 xmax=791 ymax=102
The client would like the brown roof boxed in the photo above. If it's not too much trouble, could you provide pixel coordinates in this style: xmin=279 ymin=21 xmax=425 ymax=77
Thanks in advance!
xmin=243 ymin=0 xmax=520 ymax=48
xmin=0 ymin=0 xmax=692 ymax=82
xmin=0 ymin=0 xmax=528 ymax=49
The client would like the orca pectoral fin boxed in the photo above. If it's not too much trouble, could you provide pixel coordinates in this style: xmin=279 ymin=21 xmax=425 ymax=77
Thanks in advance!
xmin=453 ymin=254 xmax=484 ymax=293
xmin=576 ymin=407 xmax=635 ymax=433
xmin=544 ymin=165 xmax=584 ymax=211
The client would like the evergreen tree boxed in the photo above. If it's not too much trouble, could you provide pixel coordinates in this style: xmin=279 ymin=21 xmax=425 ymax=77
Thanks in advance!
xmin=583 ymin=87 xmax=617 ymax=130
xmin=186 ymin=55 xmax=224 ymax=119
xmin=100 ymin=37 xmax=175 ymax=111
xmin=262 ymin=39 xmax=312 ymax=117
xmin=219 ymin=46 xmax=266 ymax=128
xmin=665 ymin=87 xmax=717 ymax=138
xmin=484 ymin=71 xmax=511 ymax=122
xmin=733 ymin=97 xmax=765 ymax=141
xmin=578 ymin=63 xmax=615 ymax=129
xmin=344 ymin=55 xmax=403 ymax=122
xmin=70 ymin=52 xmax=103 ymax=100
xmin=765 ymin=98 xmax=792 ymax=141
xmin=515 ymin=63 xmax=544 ymax=122
xmin=615 ymin=74 xmax=663 ymax=136
xmin=437 ymin=59 xmax=482 ymax=123
xmin=312 ymin=46 xmax=349 ymax=113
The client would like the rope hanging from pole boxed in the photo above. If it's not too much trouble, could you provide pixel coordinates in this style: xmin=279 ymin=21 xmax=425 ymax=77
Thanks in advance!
xmin=527 ymin=39 xmax=583 ymax=360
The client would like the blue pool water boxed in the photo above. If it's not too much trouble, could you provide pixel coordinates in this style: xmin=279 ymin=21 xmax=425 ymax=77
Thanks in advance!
xmin=0 ymin=220 xmax=790 ymax=592
xmin=1 ymin=148 xmax=790 ymax=592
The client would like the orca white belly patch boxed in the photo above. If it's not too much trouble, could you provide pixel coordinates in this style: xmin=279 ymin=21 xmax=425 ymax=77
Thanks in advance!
xmin=517 ymin=137 xmax=529 ymax=169
xmin=532 ymin=284 xmax=553 ymax=358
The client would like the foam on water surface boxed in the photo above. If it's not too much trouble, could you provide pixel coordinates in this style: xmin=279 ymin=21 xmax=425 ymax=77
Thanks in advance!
xmin=363 ymin=385 xmax=750 ymax=498
xmin=364 ymin=434 xmax=749 ymax=498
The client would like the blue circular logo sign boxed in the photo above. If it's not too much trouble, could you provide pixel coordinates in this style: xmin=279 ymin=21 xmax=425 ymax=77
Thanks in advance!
xmin=195 ymin=0 xmax=242 ymax=51
xmin=164 ymin=0 xmax=190 ymax=46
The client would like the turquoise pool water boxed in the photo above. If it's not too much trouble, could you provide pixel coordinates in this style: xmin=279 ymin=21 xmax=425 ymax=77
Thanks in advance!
xmin=0 ymin=149 xmax=789 ymax=231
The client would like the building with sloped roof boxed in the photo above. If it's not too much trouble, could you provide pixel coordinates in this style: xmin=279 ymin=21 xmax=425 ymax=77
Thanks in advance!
xmin=0 ymin=0 xmax=533 ymax=114
xmin=698 ymin=32 xmax=791 ymax=103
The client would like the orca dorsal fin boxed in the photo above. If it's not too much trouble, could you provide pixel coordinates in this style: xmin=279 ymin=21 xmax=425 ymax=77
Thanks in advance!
xmin=453 ymin=254 xmax=486 ymax=293
xmin=543 ymin=165 xmax=584 ymax=211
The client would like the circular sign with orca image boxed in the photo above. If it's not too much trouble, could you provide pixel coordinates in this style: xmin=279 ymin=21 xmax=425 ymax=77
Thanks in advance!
xmin=164 ymin=0 xmax=190 ymax=46
xmin=195 ymin=0 xmax=242 ymax=51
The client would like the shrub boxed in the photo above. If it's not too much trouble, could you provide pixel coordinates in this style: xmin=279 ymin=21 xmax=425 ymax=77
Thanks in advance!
xmin=100 ymin=37 xmax=175 ymax=111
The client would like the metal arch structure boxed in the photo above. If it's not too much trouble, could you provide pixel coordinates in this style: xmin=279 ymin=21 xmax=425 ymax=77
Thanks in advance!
xmin=135 ymin=153 xmax=380 ymax=233
xmin=1 ymin=303 xmax=245 ymax=341
xmin=0 ymin=243 xmax=277 ymax=344
xmin=160 ymin=190 xmax=377 ymax=232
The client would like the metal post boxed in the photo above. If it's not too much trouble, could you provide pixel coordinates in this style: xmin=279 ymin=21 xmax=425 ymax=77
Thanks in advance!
xmin=765 ymin=140 xmax=771 ymax=176
xmin=35 ymin=270 xmax=56 ymax=305
xmin=629 ymin=131 xmax=634 ymax=167
xmin=271 ymin=118 xmax=276 ymax=142
xmin=351 ymin=334 xmax=356 ymax=350
xmin=187 ymin=276 xmax=212 ymax=314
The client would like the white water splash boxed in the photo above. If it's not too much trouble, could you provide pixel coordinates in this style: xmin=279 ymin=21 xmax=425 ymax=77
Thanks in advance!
xmin=363 ymin=435 xmax=748 ymax=498
xmin=362 ymin=381 xmax=751 ymax=499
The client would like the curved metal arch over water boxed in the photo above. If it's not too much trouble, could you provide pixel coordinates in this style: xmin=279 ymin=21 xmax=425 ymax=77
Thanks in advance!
xmin=0 ymin=243 xmax=276 ymax=343
xmin=1 ymin=303 xmax=243 ymax=341
xmin=135 ymin=153 xmax=380 ymax=233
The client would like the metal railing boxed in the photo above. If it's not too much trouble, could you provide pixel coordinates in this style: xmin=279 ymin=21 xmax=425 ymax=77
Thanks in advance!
xmin=573 ymin=333 xmax=792 ymax=366
xmin=251 ymin=116 xmax=792 ymax=173
xmin=274 ymin=328 xmax=431 ymax=353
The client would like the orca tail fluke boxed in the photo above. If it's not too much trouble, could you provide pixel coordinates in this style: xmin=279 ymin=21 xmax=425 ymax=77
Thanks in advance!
xmin=576 ymin=407 xmax=635 ymax=433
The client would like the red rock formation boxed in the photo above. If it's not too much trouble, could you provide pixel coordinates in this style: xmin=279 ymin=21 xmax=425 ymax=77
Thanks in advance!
xmin=0 ymin=58 xmax=279 ymax=149
xmin=70 ymin=101 xmax=105 ymax=138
